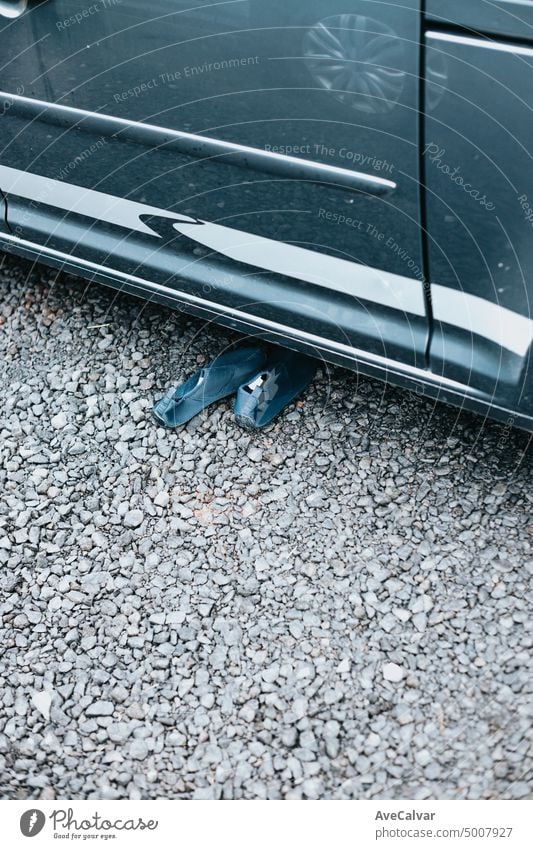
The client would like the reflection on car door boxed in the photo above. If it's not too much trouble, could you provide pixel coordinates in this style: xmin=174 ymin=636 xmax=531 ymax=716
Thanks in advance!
xmin=424 ymin=30 xmax=533 ymax=411
xmin=0 ymin=0 xmax=428 ymax=367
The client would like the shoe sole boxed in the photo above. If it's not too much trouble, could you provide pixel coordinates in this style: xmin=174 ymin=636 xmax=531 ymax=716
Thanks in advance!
xmin=151 ymin=388 xmax=236 ymax=428
xmin=234 ymin=412 xmax=257 ymax=430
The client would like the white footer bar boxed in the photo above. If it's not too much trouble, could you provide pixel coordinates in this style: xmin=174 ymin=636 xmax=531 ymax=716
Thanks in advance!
xmin=2 ymin=799 xmax=530 ymax=848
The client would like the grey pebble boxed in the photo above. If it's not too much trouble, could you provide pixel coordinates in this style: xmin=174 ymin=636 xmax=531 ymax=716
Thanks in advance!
xmin=123 ymin=509 xmax=144 ymax=528
xmin=86 ymin=701 xmax=114 ymax=717
xmin=129 ymin=740 xmax=149 ymax=761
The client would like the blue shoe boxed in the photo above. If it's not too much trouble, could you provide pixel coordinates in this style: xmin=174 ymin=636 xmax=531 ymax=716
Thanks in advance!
xmin=152 ymin=346 xmax=267 ymax=428
xmin=234 ymin=349 xmax=317 ymax=429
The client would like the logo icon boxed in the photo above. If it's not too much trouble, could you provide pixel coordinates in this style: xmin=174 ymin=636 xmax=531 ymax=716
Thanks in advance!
xmin=20 ymin=809 xmax=46 ymax=838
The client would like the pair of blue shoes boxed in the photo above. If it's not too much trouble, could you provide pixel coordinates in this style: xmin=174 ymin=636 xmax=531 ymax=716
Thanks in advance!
xmin=152 ymin=346 xmax=316 ymax=429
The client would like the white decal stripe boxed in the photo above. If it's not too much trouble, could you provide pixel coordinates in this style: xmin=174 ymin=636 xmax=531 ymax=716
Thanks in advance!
xmin=0 ymin=164 xmax=425 ymax=316
xmin=432 ymin=284 xmax=533 ymax=357
xmin=175 ymin=219 xmax=425 ymax=314
xmin=0 ymin=164 xmax=179 ymax=236
xmin=1 ymin=163 xmax=530 ymax=356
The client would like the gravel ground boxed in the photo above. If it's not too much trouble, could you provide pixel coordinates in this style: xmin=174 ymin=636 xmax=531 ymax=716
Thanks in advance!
xmin=0 ymin=251 xmax=531 ymax=801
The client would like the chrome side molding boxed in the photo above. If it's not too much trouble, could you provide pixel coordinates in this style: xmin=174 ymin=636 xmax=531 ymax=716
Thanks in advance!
xmin=0 ymin=90 xmax=397 ymax=195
